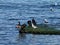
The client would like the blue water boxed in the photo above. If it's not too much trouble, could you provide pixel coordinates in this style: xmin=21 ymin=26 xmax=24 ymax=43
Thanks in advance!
xmin=0 ymin=2 xmax=60 ymax=45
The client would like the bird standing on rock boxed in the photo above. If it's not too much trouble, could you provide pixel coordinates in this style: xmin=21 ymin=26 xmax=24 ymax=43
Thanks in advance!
xmin=16 ymin=22 xmax=21 ymax=28
xmin=32 ymin=18 xmax=37 ymax=28
xmin=27 ymin=20 xmax=32 ymax=26
xmin=16 ymin=22 xmax=26 ymax=29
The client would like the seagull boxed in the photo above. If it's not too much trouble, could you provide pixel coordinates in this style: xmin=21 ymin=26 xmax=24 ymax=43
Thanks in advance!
xmin=32 ymin=18 xmax=37 ymax=28
xmin=44 ymin=19 xmax=48 ymax=23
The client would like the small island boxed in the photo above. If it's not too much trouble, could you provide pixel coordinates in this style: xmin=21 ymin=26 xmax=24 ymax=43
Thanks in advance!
xmin=19 ymin=25 xmax=60 ymax=35
xmin=16 ymin=18 xmax=60 ymax=35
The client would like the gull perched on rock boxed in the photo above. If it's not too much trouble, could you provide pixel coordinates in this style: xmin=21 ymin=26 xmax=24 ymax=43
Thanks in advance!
xmin=32 ymin=18 xmax=37 ymax=28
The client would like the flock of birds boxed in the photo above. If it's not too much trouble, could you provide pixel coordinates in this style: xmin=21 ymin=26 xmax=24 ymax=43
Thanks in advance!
xmin=16 ymin=2 xmax=58 ymax=29
xmin=16 ymin=18 xmax=48 ymax=29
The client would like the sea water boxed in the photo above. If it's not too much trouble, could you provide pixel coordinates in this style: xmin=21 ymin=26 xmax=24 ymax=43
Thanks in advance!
xmin=0 ymin=1 xmax=60 ymax=45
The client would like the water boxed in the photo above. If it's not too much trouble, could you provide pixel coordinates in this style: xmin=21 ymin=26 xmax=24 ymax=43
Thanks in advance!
xmin=0 ymin=1 xmax=60 ymax=45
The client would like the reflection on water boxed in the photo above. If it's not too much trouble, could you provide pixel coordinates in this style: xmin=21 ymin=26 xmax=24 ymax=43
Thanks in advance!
xmin=18 ymin=33 xmax=26 ymax=39
xmin=16 ymin=34 xmax=60 ymax=45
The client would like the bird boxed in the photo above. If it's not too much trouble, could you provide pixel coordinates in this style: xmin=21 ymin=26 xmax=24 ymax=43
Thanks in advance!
xmin=16 ymin=22 xmax=21 ymax=28
xmin=27 ymin=20 xmax=32 ymax=26
xmin=32 ymin=18 xmax=37 ymax=28
xmin=16 ymin=21 xmax=26 ymax=30
xmin=44 ymin=19 xmax=48 ymax=23
xmin=32 ymin=18 xmax=37 ymax=26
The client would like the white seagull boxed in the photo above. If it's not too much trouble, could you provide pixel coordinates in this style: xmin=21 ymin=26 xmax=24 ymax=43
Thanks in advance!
xmin=44 ymin=19 xmax=48 ymax=23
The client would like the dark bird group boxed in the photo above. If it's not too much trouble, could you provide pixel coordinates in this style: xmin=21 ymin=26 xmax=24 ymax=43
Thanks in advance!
xmin=16 ymin=18 xmax=37 ymax=29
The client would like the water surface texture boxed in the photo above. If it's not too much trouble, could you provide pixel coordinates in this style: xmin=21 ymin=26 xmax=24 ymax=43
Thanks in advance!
xmin=0 ymin=0 xmax=60 ymax=45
